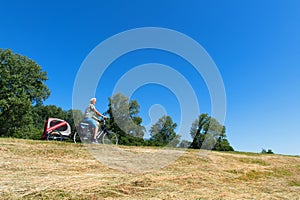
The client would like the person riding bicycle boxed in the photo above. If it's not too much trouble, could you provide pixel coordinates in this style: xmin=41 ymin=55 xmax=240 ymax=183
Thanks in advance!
xmin=83 ymin=97 xmax=107 ymax=144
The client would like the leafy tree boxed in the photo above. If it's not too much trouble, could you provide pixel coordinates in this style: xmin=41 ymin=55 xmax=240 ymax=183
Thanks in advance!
xmin=106 ymin=93 xmax=145 ymax=145
xmin=267 ymin=149 xmax=274 ymax=154
xmin=190 ymin=113 xmax=210 ymax=149
xmin=190 ymin=114 xmax=234 ymax=151
xmin=0 ymin=49 xmax=50 ymax=137
xmin=261 ymin=149 xmax=267 ymax=154
xmin=261 ymin=148 xmax=274 ymax=154
xmin=149 ymin=115 xmax=180 ymax=147
xmin=214 ymin=138 xmax=234 ymax=151
xmin=1 ymin=98 xmax=34 ymax=137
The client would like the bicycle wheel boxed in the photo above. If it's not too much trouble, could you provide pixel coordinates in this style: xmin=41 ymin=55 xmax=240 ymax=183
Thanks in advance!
xmin=102 ymin=131 xmax=118 ymax=145
xmin=74 ymin=131 xmax=91 ymax=143
xmin=73 ymin=131 xmax=81 ymax=143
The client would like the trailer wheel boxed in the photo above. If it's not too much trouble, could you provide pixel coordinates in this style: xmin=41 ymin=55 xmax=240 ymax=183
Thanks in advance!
xmin=46 ymin=131 xmax=63 ymax=142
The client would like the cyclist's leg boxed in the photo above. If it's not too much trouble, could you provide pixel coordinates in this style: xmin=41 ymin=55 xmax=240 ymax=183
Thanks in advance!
xmin=83 ymin=118 xmax=98 ymax=142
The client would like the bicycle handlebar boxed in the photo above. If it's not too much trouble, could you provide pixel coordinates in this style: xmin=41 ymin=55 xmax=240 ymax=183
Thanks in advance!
xmin=92 ymin=116 xmax=108 ymax=123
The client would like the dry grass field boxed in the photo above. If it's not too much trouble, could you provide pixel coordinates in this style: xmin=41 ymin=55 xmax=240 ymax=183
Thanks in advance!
xmin=0 ymin=138 xmax=300 ymax=200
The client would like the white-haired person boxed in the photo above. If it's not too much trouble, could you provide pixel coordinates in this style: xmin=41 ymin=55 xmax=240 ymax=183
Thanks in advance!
xmin=83 ymin=98 xmax=107 ymax=144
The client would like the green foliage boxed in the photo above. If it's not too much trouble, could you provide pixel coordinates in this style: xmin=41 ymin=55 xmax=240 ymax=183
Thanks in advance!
xmin=32 ymin=104 xmax=66 ymax=129
xmin=190 ymin=114 xmax=234 ymax=151
xmin=215 ymin=138 xmax=234 ymax=151
xmin=10 ymin=125 xmax=42 ymax=140
xmin=149 ymin=115 xmax=180 ymax=147
xmin=0 ymin=49 xmax=50 ymax=137
xmin=189 ymin=113 xmax=209 ymax=148
xmin=261 ymin=148 xmax=274 ymax=154
xmin=0 ymin=49 xmax=50 ymax=104
xmin=106 ymin=93 xmax=146 ymax=145
xmin=68 ymin=109 xmax=84 ymax=132
xmin=118 ymin=135 xmax=145 ymax=146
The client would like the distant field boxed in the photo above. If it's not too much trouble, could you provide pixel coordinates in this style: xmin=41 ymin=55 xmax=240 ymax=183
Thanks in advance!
xmin=0 ymin=138 xmax=300 ymax=200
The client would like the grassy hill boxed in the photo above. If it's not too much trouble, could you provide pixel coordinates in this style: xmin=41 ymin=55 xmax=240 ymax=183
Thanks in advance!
xmin=0 ymin=138 xmax=299 ymax=200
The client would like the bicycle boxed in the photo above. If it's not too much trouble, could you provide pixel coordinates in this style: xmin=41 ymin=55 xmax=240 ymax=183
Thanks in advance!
xmin=73 ymin=117 xmax=118 ymax=145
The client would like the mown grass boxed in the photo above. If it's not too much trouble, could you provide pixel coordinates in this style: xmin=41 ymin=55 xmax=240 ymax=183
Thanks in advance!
xmin=234 ymin=157 xmax=269 ymax=166
xmin=289 ymin=180 xmax=300 ymax=187
xmin=1 ymin=138 xmax=300 ymax=200
xmin=223 ymin=150 xmax=262 ymax=156
xmin=238 ymin=167 xmax=292 ymax=181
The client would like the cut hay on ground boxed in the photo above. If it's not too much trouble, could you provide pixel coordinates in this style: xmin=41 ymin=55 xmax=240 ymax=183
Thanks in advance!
xmin=0 ymin=138 xmax=299 ymax=200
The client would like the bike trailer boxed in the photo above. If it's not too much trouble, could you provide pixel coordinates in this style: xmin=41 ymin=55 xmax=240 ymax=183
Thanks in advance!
xmin=41 ymin=118 xmax=71 ymax=141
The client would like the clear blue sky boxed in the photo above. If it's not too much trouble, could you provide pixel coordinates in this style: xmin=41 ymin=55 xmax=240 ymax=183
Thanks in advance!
xmin=1 ymin=0 xmax=299 ymax=155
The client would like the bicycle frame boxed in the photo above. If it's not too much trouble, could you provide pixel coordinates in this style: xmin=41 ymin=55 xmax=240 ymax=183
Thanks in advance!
xmin=96 ymin=118 xmax=108 ymax=139
xmin=74 ymin=118 xmax=118 ymax=145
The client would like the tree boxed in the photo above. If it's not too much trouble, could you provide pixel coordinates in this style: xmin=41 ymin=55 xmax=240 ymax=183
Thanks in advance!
xmin=106 ymin=93 xmax=145 ymax=145
xmin=190 ymin=114 xmax=234 ymax=151
xmin=149 ymin=115 xmax=180 ymax=147
xmin=214 ymin=138 xmax=234 ymax=151
xmin=0 ymin=49 xmax=50 ymax=137
xmin=261 ymin=148 xmax=274 ymax=154
xmin=190 ymin=113 xmax=209 ymax=149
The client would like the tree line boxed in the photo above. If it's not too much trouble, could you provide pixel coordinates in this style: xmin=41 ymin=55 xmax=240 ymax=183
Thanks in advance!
xmin=0 ymin=48 xmax=234 ymax=151
xmin=106 ymin=93 xmax=233 ymax=150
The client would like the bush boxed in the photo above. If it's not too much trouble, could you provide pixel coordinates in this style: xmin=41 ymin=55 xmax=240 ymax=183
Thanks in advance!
xmin=10 ymin=126 xmax=43 ymax=140
xmin=261 ymin=148 xmax=274 ymax=154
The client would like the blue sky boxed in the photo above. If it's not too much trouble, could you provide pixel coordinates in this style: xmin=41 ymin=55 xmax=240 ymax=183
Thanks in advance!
xmin=1 ymin=0 xmax=299 ymax=155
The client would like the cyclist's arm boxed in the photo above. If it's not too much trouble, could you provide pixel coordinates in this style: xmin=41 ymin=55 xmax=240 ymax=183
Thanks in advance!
xmin=93 ymin=107 xmax=106 ymax=118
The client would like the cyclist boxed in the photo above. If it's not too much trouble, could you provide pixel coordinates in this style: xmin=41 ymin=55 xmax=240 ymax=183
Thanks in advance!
xmin=83 ymin=97 xmax=107 ymax=144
